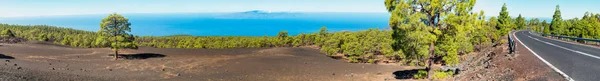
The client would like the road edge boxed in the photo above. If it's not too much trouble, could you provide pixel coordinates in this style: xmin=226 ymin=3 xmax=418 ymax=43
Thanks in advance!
xmin=512 ymin=31 xmax=574 ymax=81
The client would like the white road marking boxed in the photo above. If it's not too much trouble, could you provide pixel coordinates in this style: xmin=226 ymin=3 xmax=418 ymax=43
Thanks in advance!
xmin=526 ymin=34 xmax=600 ymax=60
xmin=528 ymin=31 xmax=600 ymax=49
xmin=514 ymin=31 xmax=574 ymax=81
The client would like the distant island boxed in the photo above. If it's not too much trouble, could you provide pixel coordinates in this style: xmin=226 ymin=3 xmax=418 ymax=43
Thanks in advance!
xmin=214 ymin=10 xmax=301 ymax=19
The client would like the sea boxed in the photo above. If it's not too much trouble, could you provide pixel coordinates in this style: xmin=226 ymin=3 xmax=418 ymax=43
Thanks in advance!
xmin=0 ymin=12 xmax=390 ymax=36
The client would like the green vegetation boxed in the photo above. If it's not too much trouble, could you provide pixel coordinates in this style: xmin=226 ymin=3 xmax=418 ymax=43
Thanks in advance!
xmin=497 ymin=3 xmax=514 ymax=36
xmin=550 ymin=5 xmax=564 ymax=35
xmin=413 ymin=70 xmax=428 ymax=79
xmin=318 ymin=29 xmax=395 ymax=63
xmin=385 ymin=0 xmax=496 ymax=79
xmin=99 ymin=13 xmax=138 ymax=60
xmin=549 ymin=12 xmax=600 ymax=39
xmin=543 ymin=20 xmax=551 ymax=35
xmin=432 ymin=70 xmax=455 ymax=79
xmin=0 ymin=24 xmax=99 ymax=47
xmin=529 ymin=5 xmax=600 ymax=40
xmin=528 ymin=18 xmax=541 ymax=33
xmin=140 ymin=27 xmax=396 ymax=63
xmin=0 ymin=29 xmax=15 ymax=38
xmin=516 ymin=14 xmax=526 ymax=30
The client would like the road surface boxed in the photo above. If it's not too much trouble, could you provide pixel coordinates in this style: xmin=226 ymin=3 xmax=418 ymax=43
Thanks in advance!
xmin=514 ymin=30 xmax=600 ymax=81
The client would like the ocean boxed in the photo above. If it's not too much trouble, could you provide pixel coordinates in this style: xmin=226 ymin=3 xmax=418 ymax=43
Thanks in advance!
xmin=0 ymin=12 xmax=390 ymax=36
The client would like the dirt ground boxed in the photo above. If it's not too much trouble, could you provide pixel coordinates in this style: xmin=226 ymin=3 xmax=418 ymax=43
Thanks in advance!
xmin=0 ymin=42 xmax=418 ymax=81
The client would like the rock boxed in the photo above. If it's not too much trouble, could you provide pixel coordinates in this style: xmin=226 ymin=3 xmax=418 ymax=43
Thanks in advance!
xmin=52 ymin=68 xmax=55 ymax=70
xmin=13 ymin=64 xmax=17 ymax=66
xmin=5 ymin=60 xmax=9 ymax=63
xmin=332 ymin=73 xmax=335 ymax=75
xmin=162 ymin=69 xmax=165 ymax=71
xmin=442 ymin=66 xmax=459 ymax=71
xmin=109 ymin=69 xmax=112 ymax=71
xmin=377 ymin=71 xmax=382 ymax=75
xmin=17 ymin=67 xmax=21 ymax=69
xmin=476 ymin=74 xmax=482 ymax=78
xmin=176 ymin=73 xmax=181 ymax=76
xmin=49 ymin=63 xmax=52 ymax=65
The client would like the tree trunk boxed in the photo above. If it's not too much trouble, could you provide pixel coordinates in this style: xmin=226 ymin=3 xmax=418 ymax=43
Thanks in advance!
xmin=427 ymin=42 xmax=435 ymax=79
xmin=114 ymin=34 xmax=119 ymax=60
xmin=114 ymin=49 xmax=119 ymax=60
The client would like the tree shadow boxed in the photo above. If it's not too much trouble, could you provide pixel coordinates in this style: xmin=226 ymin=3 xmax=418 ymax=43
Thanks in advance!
xmin=0 ymin=54 xmax=15 ymax=59
xmin=328 ymin=56 xmax=343 ymax=60
xmin=392 ymin=69 xmax=426 ymax=79
xmin=116 ymin=53 xmax=166 ymax=60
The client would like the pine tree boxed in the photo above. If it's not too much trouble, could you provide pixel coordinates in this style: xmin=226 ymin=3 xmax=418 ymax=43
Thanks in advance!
xmin=99 ymin=13 xmax=138 ymax=60
xmin=0 ymin=29 xmax=15 ymax=38
xmin=386 ymin=0 xmax=478 ymax=79
xmin=550 ymin=5 xmax=563 ymax=35
xmin=497 ymin=3 xmax=513 ymax=36
xmin=543 ymin=20 xmax=551 ymax=35
xmin=516 ymin=14 xmax=526 ymax=30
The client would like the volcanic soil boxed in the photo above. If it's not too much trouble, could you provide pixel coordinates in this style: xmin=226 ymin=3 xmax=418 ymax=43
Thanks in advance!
xmin=0 ymin=42 xmax=417 ymax=81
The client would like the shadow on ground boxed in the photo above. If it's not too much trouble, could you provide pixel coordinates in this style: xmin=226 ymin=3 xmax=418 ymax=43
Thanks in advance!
xmin=392 ymin=69 xmax=426 ymax=79
xmin=111 ymin=53 xmax=166 ymax=60
xmin=0 ymin=54 xmax=15 ymax=59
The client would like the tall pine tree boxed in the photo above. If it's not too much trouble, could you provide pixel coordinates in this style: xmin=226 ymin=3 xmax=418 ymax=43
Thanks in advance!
xmin=516 ymin=14 xmax=526 ymax=30
xmin=497 ymin=3 xmax=513 ymax=36
xmin=550 ymin=5 xmax=563 ymax=35
xmin=386 ymin=0 xmax=479 ymax=79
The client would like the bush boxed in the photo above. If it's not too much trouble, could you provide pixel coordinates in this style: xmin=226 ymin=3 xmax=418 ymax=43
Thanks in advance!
xmin=368 ymin=59 xmax=376 ymax=63
xmin=413 ymin=70 xmax=428 ymax=79
xmin=348 ymin=56 xmax=359 ymax=63
xmin=433 ymin=70 xmax=455 ymax=79
xmin=500 ymin=39 xmax=507 ymax=45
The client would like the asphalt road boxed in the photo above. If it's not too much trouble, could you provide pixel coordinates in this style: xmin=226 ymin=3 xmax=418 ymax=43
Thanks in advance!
xmin=514 ymin=31 xmax=600 ymax=81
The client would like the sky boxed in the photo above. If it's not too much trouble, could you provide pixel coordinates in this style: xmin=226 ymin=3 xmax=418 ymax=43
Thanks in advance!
xmin=473 ymin=0 xmax=600 ymax=19
xmin=1 ymin=0 xmax=599 ymax=19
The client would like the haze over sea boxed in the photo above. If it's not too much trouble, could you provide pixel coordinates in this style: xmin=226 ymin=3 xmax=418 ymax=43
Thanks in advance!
xmin=0 ymin=10 xmax=390 ymax=36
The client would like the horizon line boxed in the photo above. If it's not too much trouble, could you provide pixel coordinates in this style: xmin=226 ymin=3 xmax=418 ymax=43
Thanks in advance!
xmin=0 ymin=11 xmax=390 ymax=18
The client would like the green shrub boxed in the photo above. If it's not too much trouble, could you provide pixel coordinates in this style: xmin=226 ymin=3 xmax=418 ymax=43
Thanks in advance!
xmin=409 ymin=62 xmax=417 ymax=66
xmin=413 ymin=70 xmax=428 ymax=79
xmin=433 ymin=70 xmax=455 ymax=79
xmin=348 ymin=56 xmax=359 ymax=63
xmin=368 ymin=59 xmax=376 ymax=63
xmin=500 ymin=39 xmax=507 ymax=45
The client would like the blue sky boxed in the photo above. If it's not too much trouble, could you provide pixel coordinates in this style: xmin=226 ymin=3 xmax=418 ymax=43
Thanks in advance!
xmin=473 ymin=0 xmax=600 ymax=19
xmin=1 ymin=0 xmax=599 ymax=19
